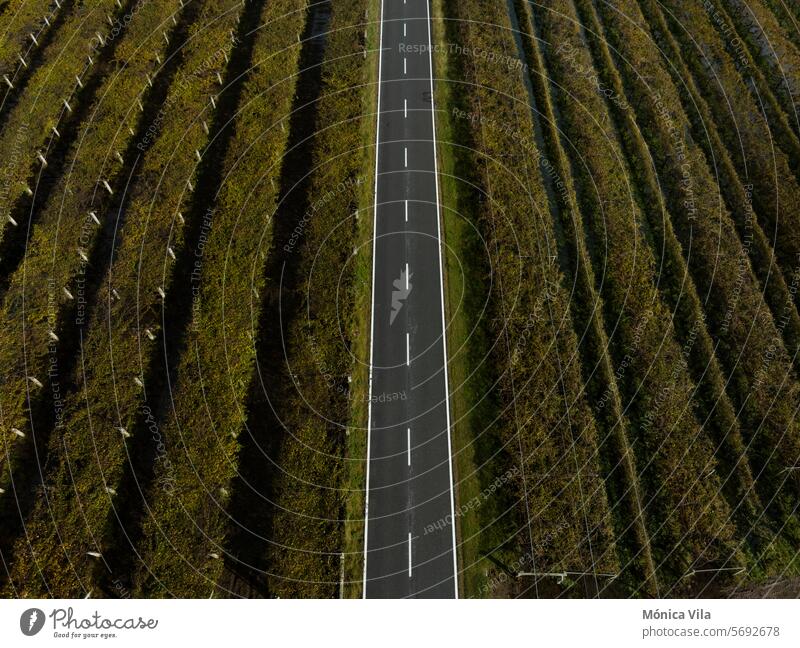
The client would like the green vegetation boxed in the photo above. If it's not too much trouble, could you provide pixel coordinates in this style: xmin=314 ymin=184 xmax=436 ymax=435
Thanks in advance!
xmin=512 ymin=0 xmax=656 ymax=596
xmin=762 ymin=0 xmax=800 ymax=51
xmin=520 ymin=0 xmax=745 ymax=593
xmin=0 ymin=0 xmax=375 ymax=601
xmin=0 ymin=0 xmax=204 ymax=597
xmin=0 ymin=0 xmax=133 ymax=243
xmin=587 ymin=0 xmax=800 ymax=581
xmin=0 ymin=0 xmax=62 ymax=82
xmin=340 ymin=0 xmax=380 ymax=600
xmin=709 ymin=0 xmax=800 ymax=141
xmin=601 ymin=0 xmax=800 ymax=376
xmin=219 ymin=0 xmax=373 ymax=597
xmin=436 ymin=0 xmax=618 ymax=598
xmin=641 ymin=0 xmax=800 ymax=312
xmin=0 ymin=0 xmax=191 ymax=571
xmin=133 ymin=0 xmax=329 ymax=597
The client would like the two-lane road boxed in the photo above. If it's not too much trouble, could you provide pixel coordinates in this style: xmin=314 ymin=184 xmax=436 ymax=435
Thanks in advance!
xmin=363 ymin=0 xmax=458 ymax=598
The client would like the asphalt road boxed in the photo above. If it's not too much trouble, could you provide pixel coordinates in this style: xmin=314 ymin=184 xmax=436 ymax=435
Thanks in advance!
xmin=363 ymin=0 xmax=458 ymax=598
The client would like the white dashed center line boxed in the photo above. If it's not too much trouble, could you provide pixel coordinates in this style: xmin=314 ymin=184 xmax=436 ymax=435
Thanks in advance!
xmin=408 ymin=533 xmax=412 ymax=577
xmin=407 ymin=427 xmax=411 ymax=466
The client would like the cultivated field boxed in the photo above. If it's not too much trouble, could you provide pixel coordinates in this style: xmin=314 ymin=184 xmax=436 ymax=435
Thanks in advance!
xmin=0 ymin=0 xmax=799 ymax=599
xmin=435 ymin=0 xmax=800 ymax=597
xmin=0 ymin=0 xmax=372 ymax=598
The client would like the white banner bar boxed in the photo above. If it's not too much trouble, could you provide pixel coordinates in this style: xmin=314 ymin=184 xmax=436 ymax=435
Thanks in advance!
xmin=1 ymin=599 xmax=797 ymax=647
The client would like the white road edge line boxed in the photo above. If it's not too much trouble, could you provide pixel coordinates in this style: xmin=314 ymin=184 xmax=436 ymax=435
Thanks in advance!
xmin=408 ymin=533 xmax=413 ymax=577
xmin=362 ymin=0 xmax=386 ymax=600
xmin=425 ymin=0 xmax=459 ymax=599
